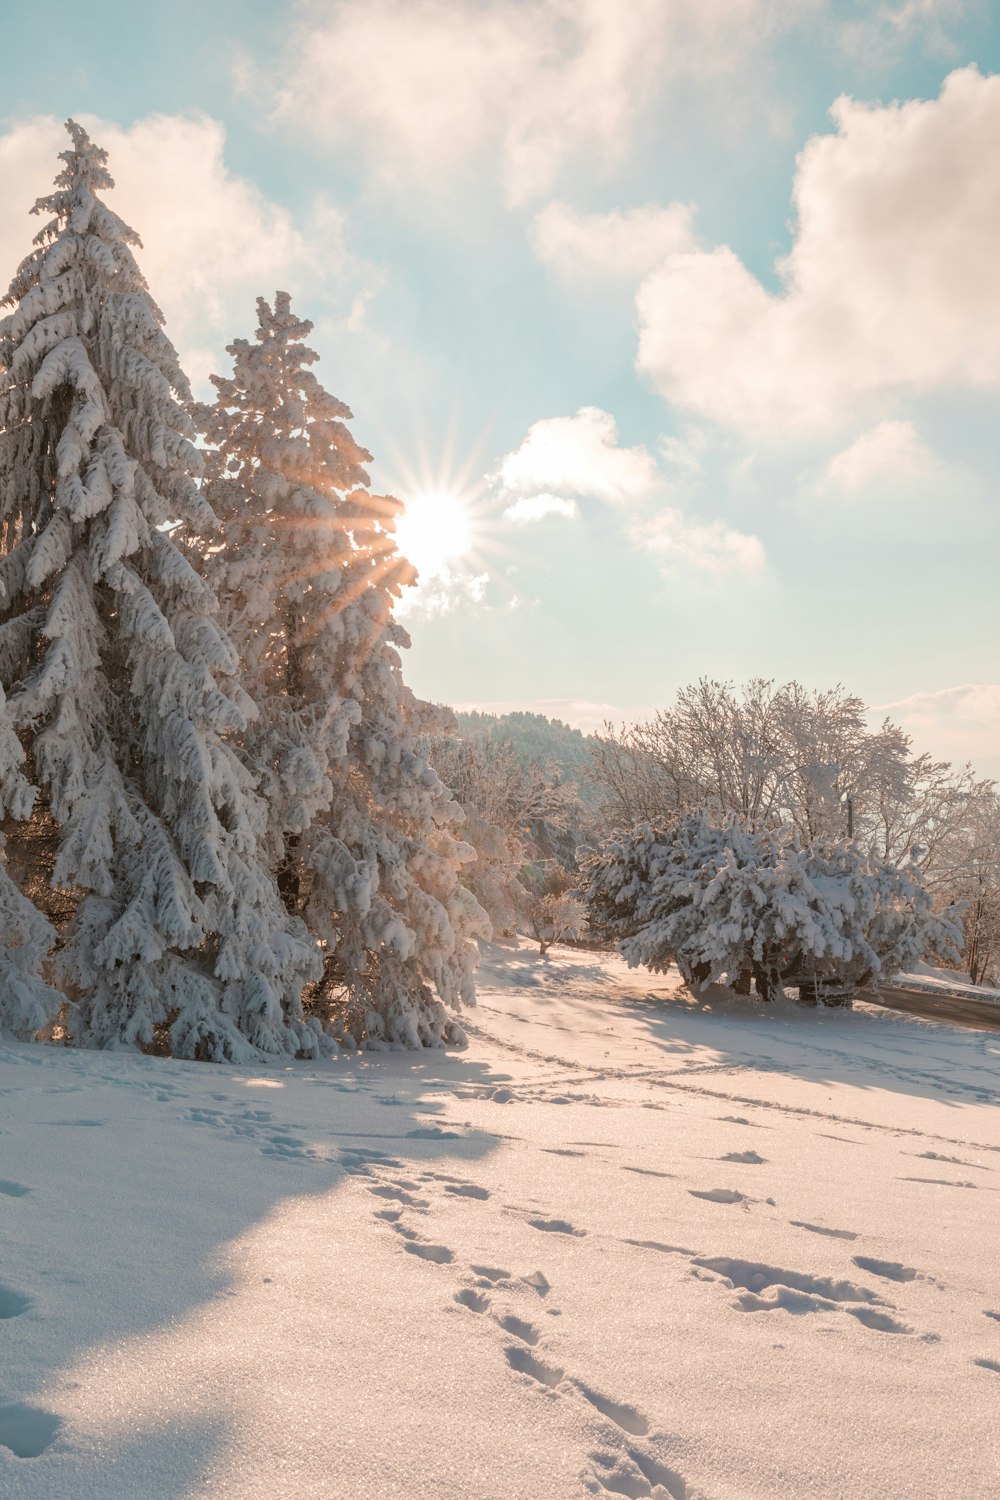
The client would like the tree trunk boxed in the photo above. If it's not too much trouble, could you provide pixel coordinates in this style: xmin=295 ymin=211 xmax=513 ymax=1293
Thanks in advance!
xmin=733 ymin=965 xmax=752 ymax=995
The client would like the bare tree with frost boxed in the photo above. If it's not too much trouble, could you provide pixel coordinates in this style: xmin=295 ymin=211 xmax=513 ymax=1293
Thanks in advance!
xmin=0 ymin=122 xmax=323 ymax=1058
xmin=197 ymin=293 xmax=488 ymax=1048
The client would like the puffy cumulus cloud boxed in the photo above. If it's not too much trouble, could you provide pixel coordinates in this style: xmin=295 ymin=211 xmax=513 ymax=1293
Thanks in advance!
xmin=262 ymin=0 xmax=801 ymax=206
xmin=501 ymin=493 xmax=579 ymax=526
xmin=532 ymin=201 xmax=697 ymax=283
xmin=0 ymin=113 xmax=377 ymax=388
xmin=823 ymin=419 xmax=936 ymax=493
xmin=637 ymin=67 xmax=1000 ymax=432
xmin=630 ymin=510 xmax=766 ymax=576
xmin=498 ymin=407 xmax=660 ymax=505
xmin=876 ymin=684 xmax=1000 ymax=772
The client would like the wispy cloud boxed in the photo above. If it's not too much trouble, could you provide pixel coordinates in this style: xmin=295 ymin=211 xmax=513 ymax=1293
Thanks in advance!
xmin=258 ymin=0 xmax=807 ymax=206
xmin=837 ymin=0 xmax=969 ymax=66
xmin=629 ymin=509 xmax=766 ymax=576
xmin=823 ymin=419 xmax=936 ymax=494
xmin=877 ymin=684 xmax=1000 ymax=773
xmin=532 ymin=200 xmax=697 ymax=283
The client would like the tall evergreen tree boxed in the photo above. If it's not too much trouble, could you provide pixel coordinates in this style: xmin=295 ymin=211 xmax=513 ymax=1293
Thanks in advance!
xmin=197 ymin=293 xmax=488 ymax=1048
xmin=0 ymin=122 xmax=322 ymax=1059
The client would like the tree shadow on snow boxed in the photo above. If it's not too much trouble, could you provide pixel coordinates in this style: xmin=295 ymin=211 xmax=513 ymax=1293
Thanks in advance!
xmin=0 ymin=1034 xmax=504 ymax=1498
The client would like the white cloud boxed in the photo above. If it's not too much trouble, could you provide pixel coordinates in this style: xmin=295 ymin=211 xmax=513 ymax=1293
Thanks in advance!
xmin=532 ymin=201 xmax=697 ymax=283
xmin=499 ymin=407 xmax=660 ymax=505
xmin=877 ymin=684 xmax=1000 ymax=773
xmin=502 ymin=493 xmax=579 ymax=525
xmin=0 ymin=113 xmax=378 ymax=389
xmin=823 ymin=419 xmax=935 ymax=493
xmin=636 ymin=67 xmax=1000 ymax=431
xmin=262 ymin=0 xmax=804 ymax=206
xmin=630 ymin=510 xmax=766 ymax=575
xmin=495 ymin=404 xmax=767 ymax=573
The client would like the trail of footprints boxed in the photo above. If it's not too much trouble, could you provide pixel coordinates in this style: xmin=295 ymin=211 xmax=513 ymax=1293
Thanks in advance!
xmin=354 ymin=1153 xmax=698 ymax=1498
xmin=353 ymin=1126 xmax=1000 ymax=1500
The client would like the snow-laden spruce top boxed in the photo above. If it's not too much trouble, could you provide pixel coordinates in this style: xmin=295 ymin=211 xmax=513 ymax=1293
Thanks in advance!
xmin=197 ymin=293 xmax=489 ymax=1049
xmin=0 ymin=121 xmax=321 ymax=1060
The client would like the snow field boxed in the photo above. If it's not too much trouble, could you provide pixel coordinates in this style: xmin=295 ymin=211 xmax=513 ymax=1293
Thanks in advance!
xmin=1 ymin=941 xmax=999 ymax=1497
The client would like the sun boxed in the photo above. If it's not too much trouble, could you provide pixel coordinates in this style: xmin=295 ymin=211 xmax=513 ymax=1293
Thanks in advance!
xmin=394 ymin=489 xmax=473 ymax=581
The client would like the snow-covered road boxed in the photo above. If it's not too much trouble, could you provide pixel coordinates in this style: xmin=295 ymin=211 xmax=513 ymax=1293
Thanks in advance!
xmin=2 ymin=942 xmax=998 ymax=1497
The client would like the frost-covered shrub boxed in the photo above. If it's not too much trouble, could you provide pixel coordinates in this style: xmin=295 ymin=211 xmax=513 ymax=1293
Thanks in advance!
xmin=586 ymin=813 xmax=960 ymax=1006
xmin=518 ymin=863 xmax=586 ymax=955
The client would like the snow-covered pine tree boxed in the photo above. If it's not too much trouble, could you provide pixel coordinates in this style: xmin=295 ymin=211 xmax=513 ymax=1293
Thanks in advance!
xmin=0 ymin=121 xmax=323 ymax=1059
xmin=197 ymin=292 xmax=488 ymax=1048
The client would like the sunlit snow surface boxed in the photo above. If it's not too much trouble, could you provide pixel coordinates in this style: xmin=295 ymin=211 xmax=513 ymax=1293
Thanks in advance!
xmin=1 ymin=942 xmax=999 ymax=1498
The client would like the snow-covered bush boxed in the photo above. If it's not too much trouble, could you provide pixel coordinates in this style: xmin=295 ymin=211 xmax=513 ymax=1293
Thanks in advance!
xmin=0 ymin=122 xmax=321 ymax=1059
xmin=518 ymin=862 xmax=586 ymax=955
xmin=196 ymin=293 xmax=489 ymax=1049
xmin=586 ymin=813 xmax=961 ymax=1006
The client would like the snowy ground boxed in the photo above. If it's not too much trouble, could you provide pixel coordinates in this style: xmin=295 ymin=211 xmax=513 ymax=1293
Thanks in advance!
xmin=2 ymin=942 xmax=999 ymax=1499
xmin=896 ymin=962 xmax=1000 ymax=1005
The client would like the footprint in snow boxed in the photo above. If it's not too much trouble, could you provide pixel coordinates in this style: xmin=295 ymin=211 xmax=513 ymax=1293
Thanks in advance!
xmin=0 ymin=1179 xmax=31 ymax=1198
xmin=984 ymin=1310 xmax=1000 ymax=1323
xmin=368 ymin=1184 xmax=428 ymax=1208
xmin=689 ymin=1188 xmax=745 ymax=1204
xmin=852 ymin=1255 xmax=918 ymax=1283
xmin=497 ymin=1313 xmax=540 ymax=1345
xmin=454 ymin=1288 xmax=490 ymax=1313
xmin=0 ymin=1404 xmax=62 ymax=1459
xmin=720 ymin=1150 xmax=766 ymax=1164
xmin=444 ymin=1183 xmax=490 ymax=1200
xmin=621 ymin=1165 xmax=675 ymax=1179
xmin=974 ymin=1358 xmax=1000 ymax=1374
xmin=573 ymin=1383 xmax=649 ymax=1436
xmin=588 ymin=1445 xmax=690 ymax=1500
xmin=470 ymin=1264 xmax=512 ymax=1284
xmin=505 ymin=1345 xmax=564 ymax=1389
xmin=624 ymin=1239 xmax=695 ymax=1257
xmin=846 ymin=1307 xmax=914 ymax=1335
xmin=528 ymin=1217 xmax=586 ymax=1236
xmin=0 ymin=1285 xmax=32 ymax=1319
xmin=403 ymin=1240 xmax=454 ymax=1264
xmin=790 ymin=1220 xmax=859 ymax=1242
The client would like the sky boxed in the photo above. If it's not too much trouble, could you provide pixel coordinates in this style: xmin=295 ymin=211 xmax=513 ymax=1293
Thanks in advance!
xmin=1 ymin=0 xmax=999 ymax=772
